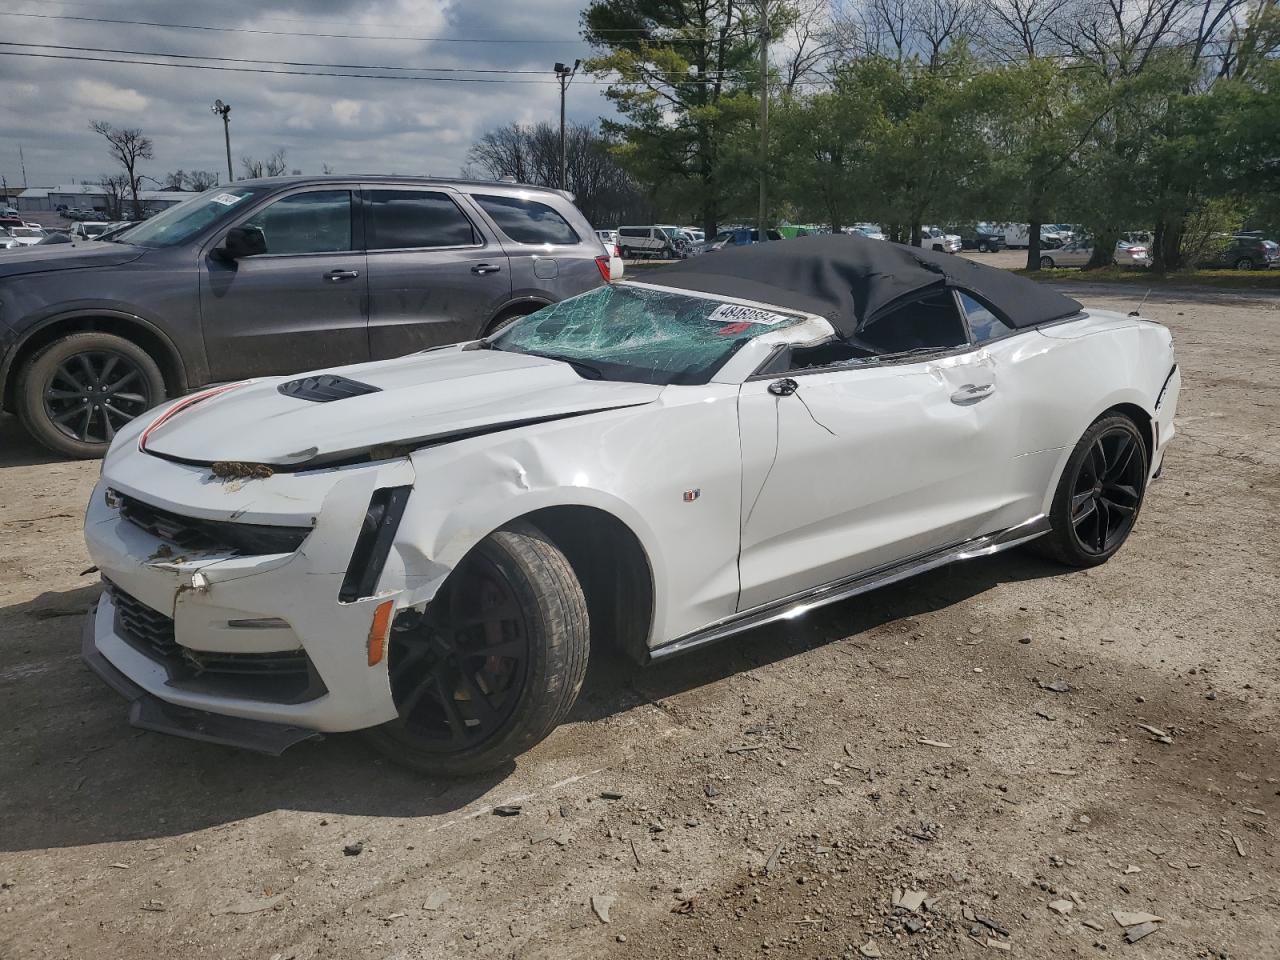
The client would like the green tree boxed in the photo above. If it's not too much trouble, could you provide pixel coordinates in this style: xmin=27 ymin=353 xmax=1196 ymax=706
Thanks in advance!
xmin=582 ymin=0 xmax=763 ymax=235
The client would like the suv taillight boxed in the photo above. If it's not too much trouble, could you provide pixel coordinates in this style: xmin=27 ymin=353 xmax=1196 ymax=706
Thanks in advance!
xmin=595 ymin=254 xmax=611 ymax=281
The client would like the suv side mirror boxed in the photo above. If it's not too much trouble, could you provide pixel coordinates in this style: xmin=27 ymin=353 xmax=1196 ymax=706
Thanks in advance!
xmin=217 ymin=225 xmax=267 ymax=261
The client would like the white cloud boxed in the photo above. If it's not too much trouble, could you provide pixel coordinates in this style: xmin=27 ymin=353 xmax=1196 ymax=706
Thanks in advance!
xmin=69 ymin=79 xmax=150 ymax=114
xmin=0 ymin=0 xmax=607 ymax=185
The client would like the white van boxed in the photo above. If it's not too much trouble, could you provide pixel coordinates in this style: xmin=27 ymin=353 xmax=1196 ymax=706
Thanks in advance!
xmin=617 ymin=225 xmax=679 ymax=259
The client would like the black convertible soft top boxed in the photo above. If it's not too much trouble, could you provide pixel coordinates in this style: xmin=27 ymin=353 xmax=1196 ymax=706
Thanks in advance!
xmin=644 ymin=234 xmax=1082 ymax=337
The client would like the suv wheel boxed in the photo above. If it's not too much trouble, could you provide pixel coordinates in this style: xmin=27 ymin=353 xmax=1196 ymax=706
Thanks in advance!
xmin=17 ymin=331 xmax=166 ymax=459
xmin=1234 ymin=257 xmax=1255 ymax=271
xmin=977 ymin=242 xmax=989 ymax=253
xmin=367 ymin=521 xmax=589 ymax=776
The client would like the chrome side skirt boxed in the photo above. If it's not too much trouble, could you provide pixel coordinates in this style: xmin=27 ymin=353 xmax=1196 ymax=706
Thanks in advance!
xmin=648 ymin=514 xmax=1050 ymax=662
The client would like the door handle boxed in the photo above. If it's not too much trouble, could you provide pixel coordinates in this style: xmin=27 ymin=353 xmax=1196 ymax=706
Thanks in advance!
xmin=324 ymin=269 xmax=360 ymax=281
xmin=950 ymin=382 xmax=994 ymax=405
xmin=471 ymin=263 xmax=502 ymax=275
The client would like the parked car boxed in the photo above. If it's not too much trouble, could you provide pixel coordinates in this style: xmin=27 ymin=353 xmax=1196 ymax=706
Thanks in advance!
xmin=617 ymin=225 xmax=680 ymax=259
xmin=64 ymin=207 xmax=98 ymax=221
xmin=0 ymin=176 xmax=613 ymax=458
xmin=34 ymin=230 xmax=72 ymax=245
xmin=0 ymin=214 xmax=25 ymax=232
xmin=1 ymin=206 xmax=18 ymax=217
xmin=847 ymin=224 xmax=886 ymax=241
xmin=706 ymin=228 xmax=782 ymax=251
xmin=998 ymin=223 xmax=1066 ymax=250
xmin=958 ymin=224 xmax=1005 ymax=252
xmin=96 ymin=221 xmax=139 ymax=242
xmin=0 ymin=226 xmax=46 ymax=249
xmin=71 ymin=221 xmax=111 ymax=240
xmin=595 ymin=228 xmax=618 ymax=249
xmin=921 ymin=226 xmax=961 ymax=254
xmin=81 ymin=234 xmax=1179 ymax=774
xmin=1036 ymin=237 xmax=1151 ymax=269
xmin=1196 ymin=233 xmax=1279 ymax=270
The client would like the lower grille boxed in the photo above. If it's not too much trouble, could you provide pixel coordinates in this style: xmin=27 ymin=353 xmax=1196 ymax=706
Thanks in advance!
xmin=107 ymin=584 xmax=326 ymax=704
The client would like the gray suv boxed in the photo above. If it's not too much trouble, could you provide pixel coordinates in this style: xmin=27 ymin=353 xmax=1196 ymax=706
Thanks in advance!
xmin=0 ymin=176 xmax=612 ymax=457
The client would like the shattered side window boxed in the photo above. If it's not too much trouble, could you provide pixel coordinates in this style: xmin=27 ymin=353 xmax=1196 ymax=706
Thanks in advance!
xmin=491 ymin=284 xmax=803 ymax=385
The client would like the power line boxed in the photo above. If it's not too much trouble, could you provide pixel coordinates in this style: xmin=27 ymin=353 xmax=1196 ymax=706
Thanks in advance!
xmin=0 ymin=49 xmax=760 ymax=85
xmin=0 ymin=41 xmax=548 ymax=74
xmin=0 ymin=41 xmax=746 ymax=81
xmin=0 ymin=10 xmax=723 ymax=45
xmin=12 ymin=0 xmax=722 ymax=37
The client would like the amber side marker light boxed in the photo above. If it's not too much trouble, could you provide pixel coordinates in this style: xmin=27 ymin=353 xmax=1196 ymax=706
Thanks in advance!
xmin=368 ymin=599 xmax=394 ymax=667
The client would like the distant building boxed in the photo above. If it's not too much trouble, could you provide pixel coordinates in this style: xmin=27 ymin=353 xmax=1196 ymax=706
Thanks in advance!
xmin=16 ymin=184 xmax=193 ymax=215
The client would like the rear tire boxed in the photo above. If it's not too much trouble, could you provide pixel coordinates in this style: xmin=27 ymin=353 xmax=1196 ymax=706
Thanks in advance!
xmin=1032 ymin=415 xmax=1148 ymax=568
xmin=367 ymin=521 xmax=590 ymax=776
xmin=621 ymin=246 xmax=633 ymax=260
xmin=17 ymin=331 xmax=166 ymax=459
xmin=1235 ymin=257 xmax=1255 ymax=271
xmin=1039 ymin=255 xmax=1055 ymax=269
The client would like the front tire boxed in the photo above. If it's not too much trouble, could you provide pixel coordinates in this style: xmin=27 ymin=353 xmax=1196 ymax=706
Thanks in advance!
xmin=1033 ymin=415 xmax=1148 ymax=567
xmin=977 ymin=242 xmax=989 ymax=253
xmin=1235 ymin=257 xmax=1255 ymax=271
xmin=367 ymin=521 xmax=589 ymax=776
xmin=17 ymin=331 xmax=166 ymax=459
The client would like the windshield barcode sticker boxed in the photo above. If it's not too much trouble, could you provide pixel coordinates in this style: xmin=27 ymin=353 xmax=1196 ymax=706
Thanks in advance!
xmin=708 ymin=303 xmax=791 ymax=326
xmin=210 ymin=193 xmax=243 ymax=206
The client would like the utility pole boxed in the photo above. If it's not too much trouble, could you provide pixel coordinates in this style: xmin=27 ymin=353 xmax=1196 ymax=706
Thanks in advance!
xmin=19 ymin=146 xmax=27 ymax=188
xmin=211 ymin=100 xmax=233 ymax=183
xmin=757 ymin=1 xmax=769 ymax=239
xmin=554 ymin=60 xmax=580 ymax=191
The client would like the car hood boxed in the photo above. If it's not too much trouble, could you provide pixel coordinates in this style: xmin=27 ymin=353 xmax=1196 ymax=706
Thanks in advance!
xmin=0 ymin=242 xmax=144 ymax=278
xmin=141 ymin=346 xmax=664 ymax=466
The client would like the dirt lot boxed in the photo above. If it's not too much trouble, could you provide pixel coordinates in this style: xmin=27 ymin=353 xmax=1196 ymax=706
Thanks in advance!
xmin=1 ymin=283 xmax=1277 ymax=960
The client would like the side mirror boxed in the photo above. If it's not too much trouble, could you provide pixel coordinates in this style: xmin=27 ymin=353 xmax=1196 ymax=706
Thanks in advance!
xmin=217 ymin=225 xmax=267 ymax=261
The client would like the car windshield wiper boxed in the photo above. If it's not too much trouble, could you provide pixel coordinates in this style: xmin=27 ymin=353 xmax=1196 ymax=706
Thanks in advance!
xmin=866 ymin=346 xmax=948 ymax=363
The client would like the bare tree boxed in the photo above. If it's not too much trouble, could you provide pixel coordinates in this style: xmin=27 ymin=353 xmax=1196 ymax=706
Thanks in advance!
xmin=97 ymin=174 xmax=129 ymax=219
xmin=162 ymin=170 xmax=186 ymax=190
xmin=321 ymin=162 xmax=335 ymax=174
xmin=861 ymin=0 xmax=916 ymax=59
xmin=912 ymin=0 xmax=984 ymax=68
xmin=184 ymin=170 xmax=219 ymax=191
xmin=240 ymin=148 xmax=289 ymax=179
xmin=985 ymin=0 xmax=1072 ymax=57
xmin=90 ymin=121 xmax=153 ymax=218
xmin=776 ymin=0 xmax=849 ymax=93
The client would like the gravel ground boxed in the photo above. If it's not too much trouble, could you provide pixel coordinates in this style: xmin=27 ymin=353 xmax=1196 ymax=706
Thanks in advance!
xmin=0 ymin=284 xmax=1277 ymax=960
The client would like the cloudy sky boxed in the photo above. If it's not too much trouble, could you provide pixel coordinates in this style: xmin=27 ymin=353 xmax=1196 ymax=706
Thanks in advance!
xmin=0 ymin=0 xmax=612 ymax=190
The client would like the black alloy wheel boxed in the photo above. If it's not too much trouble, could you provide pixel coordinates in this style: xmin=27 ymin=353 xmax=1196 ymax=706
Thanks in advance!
xmin=42 ymin=350 xmax=153 ymax=445
xmin=386 ymin=553 xmax=531 ymax=753
xmin=18 ymin=330 xmax=167 ymax=459
xmin=1068 ymin=427 xmax=1145 ymax=555
xmin=368 ymin=521 xmax=590 ymax=776
xmin=1033 ymin=415 xmax=1149 ymax=568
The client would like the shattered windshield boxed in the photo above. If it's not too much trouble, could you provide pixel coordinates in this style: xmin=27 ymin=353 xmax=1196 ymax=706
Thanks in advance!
xmin=490 ymin=283 xmax=803 ymax=385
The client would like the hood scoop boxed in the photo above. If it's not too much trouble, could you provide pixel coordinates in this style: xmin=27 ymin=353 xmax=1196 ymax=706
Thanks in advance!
xmin=277 ymin=374 xmax=381 ymax=403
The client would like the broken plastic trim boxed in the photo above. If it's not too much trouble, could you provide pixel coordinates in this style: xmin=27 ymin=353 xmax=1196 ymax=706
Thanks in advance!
xmin=338 ymin=486 xmax=411 ymax=604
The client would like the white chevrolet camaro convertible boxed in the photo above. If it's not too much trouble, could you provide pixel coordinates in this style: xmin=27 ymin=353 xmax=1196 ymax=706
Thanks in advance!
xmin=83 ymin=236 xmax=1180 ymax=774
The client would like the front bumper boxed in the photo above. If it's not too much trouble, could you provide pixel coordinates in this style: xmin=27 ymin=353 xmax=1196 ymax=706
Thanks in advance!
xmin=82 ymin=453 xmax=422 ymax=742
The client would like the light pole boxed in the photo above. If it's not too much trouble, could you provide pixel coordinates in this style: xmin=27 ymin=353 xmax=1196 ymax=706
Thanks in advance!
xmin=757 ymin=1 xmax=769 ymax=240
xmin=554 ymin=60 xmax=580 ymax=191
xmin=211 ymin=99 xmax=233 ymax=183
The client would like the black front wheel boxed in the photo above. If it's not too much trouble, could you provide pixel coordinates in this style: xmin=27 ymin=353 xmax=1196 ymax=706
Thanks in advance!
xmin=1235 ymin=257 xmax=1255 ymax=271
xmin=1033 ymin=415 xmax=1148 ymax=567
xmin=17 ymin=331 xmax=166 ymax=459
xmin=367 ymin=521 xmax=589 ymax=776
